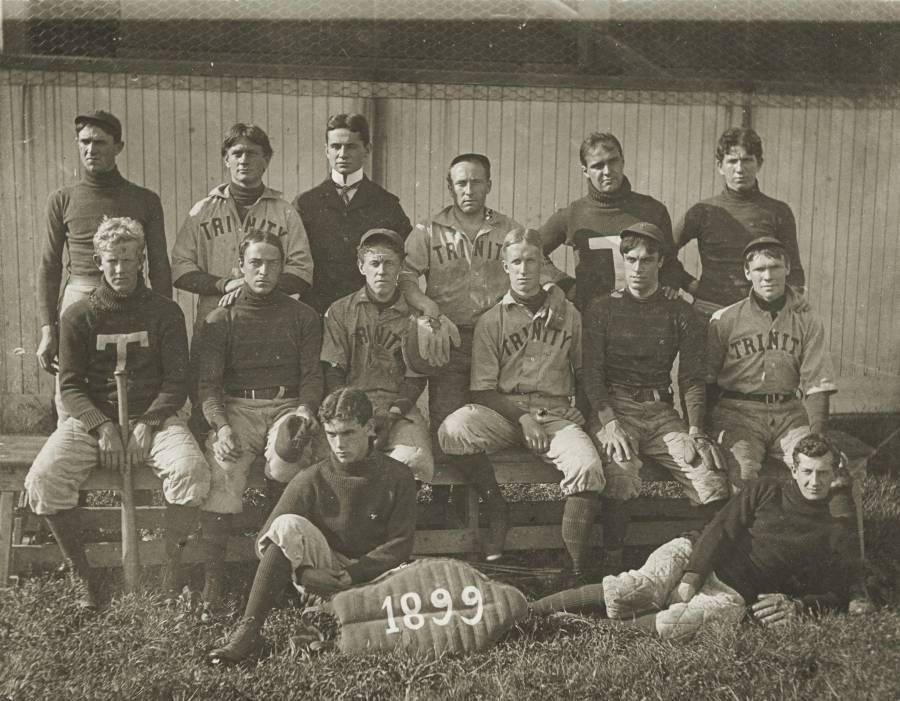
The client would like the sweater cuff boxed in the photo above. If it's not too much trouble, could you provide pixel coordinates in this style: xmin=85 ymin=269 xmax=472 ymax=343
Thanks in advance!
xmin=344 ymin=560 xmax=368 ymax=584
xmin=79 ymin=408 xmax=113 ymax=433
xmin=596 ymin=407 xmax=617 ymax=426
xmin=389 ymin=398 xmax=415 ymax=416
xmin=136 ymin=411 xmax=166 ymax=428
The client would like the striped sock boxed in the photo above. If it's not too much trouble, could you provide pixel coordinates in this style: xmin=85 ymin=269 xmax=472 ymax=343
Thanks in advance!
xmin=244 ymin=544 xmax=292 ymax=624
xmin=531 ymin=584 xmax=605 ymax=615
xmin=562 ymin=493 xmax=600 ymax=573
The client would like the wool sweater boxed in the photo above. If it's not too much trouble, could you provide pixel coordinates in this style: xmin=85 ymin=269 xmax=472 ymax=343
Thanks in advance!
xmin=39 ymin=168 xmax=172 ymax=324
xmin=582 ymin=287 xmax=707 ymax=426
xmin=688 ymin=479 xmax=853 ymax=611
xmin=58 ymin=279 xmax=189 ymax=431
xmin=193 ymin=286 xmax=323 ymax=429
xmin=260 ymin=450 xmax=417 ymax=583
xmin=294 ymin=177 xmax=412 ymax=314
xmin=539 ymin=178 xmax=685 ymax=309
xmin=674 ymin=185 xmax=805 ymax=306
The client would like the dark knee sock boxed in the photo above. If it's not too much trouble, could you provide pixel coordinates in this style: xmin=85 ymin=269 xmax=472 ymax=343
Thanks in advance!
xmin=454 ymin=454 xmax=502 ymax=499
xmin=201 ymin=511 xmax=233 ymax=572
xmin=562 ymin=492 xmax=599 ymax=572
xmin=44 ymin=509 xmax=89 ymax=576
xmin=243 ymin=544 xmax=293 ymax=624
xmin=601 ymin=497 xmax=630 ymax=551
xmin=531 ymin=583 xmax=606 ymax=615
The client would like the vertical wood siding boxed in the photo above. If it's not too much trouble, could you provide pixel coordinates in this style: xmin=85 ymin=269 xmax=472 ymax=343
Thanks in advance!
xmin=1 ymin=69 xmax=897 ymax=415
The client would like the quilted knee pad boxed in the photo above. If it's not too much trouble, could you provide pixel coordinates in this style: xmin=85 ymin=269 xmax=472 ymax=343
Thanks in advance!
xmin=654 ymin=602 xmax=705 ymax=641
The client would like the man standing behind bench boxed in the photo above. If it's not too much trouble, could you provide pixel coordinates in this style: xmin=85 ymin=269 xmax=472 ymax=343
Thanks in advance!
xmin=294 ymin=113 xmax=412 ymax=315
xmin=439 ymin=228 xmax=605 ymax=577
xmin=37 ymin=110 xmax=172 ymax=424
xmin=25 ymin=217 xmax=209 ymax=609
xmin=192 ymin=229 xmax=324 ymax=610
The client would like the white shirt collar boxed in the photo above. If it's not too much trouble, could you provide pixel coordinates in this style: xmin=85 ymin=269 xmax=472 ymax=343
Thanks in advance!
xmin=331 ymin=168 xmax=365 ymax=187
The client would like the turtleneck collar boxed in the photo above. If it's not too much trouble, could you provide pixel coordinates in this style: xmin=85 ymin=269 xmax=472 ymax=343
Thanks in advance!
xmin=751 ymin=290 xmax=787 ymax=317
xmin=587 ymin=175 xmax=632 ymax=207
xmin=364 ymin=285 xmax=401 ymax=310
xmin=239 ymin=282 xmax=278 ymax=307
xmin=509 ymin=287 xmax=546 ymax=314
xmin=783 ymin=478 xmax=831 ymax=515
xmin=723 ymin=182 xmax=761 ymax=199
xmin=332 ymin=168 xmax=365 ymax=187
xmin=83 ymin=167 xmax=126 ymax=188
xmin=228 ymin=180 xmax=265 ymax=206
xmin=329 ymin=449 xmax=380 ymax=475
xmin=623 ymin=285 xmax=662 ymax=303
xmin=90 ymin=276 xmax=151 ymax=312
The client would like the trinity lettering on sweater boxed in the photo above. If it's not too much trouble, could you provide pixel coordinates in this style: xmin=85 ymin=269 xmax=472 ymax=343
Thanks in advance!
xmin=470 ymin=292 xmax=581 ymax=397
xmin=708 ymin=287 xmax=836 ymax=397
xmin=259 ymin=451 xmax=417 ymax=584
xmin=401 ymin=206 xmax=522 ymax=327
xmin=171 ymin=184 xmax=314 ymax=322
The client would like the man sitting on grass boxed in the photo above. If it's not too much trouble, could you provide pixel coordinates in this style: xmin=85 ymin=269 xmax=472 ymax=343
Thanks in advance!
xmin=532 ymin=434 xmax=859 ymax=640
xmin=207 ymin=387 xmax=417 ymax=665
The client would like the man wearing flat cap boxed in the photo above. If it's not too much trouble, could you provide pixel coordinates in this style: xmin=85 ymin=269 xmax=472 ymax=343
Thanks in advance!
xmin=37 ymin=110 xmax=172 ymax=424
xmin=707 ymin=236 xmax=836 ymax=489
xmin=583 ymin=221 xmax=730 ymax=574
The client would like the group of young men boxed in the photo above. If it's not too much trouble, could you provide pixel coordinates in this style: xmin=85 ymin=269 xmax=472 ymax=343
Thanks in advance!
xmin=25 ymin=108 xmax=863 ymax=662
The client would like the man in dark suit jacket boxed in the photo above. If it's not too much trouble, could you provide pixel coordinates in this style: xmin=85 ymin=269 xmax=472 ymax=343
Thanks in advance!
xmin=293 ymin=113 xmax=412 ymax=315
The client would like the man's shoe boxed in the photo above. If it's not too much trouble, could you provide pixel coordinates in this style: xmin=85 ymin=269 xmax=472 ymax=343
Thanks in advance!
xmin=74 ymin=572 xmax=101 ymax=610
xmin=483 ymin=502 xmax=509 ymax=562
xmin=207 ymin=617 xmax=263 ymax=666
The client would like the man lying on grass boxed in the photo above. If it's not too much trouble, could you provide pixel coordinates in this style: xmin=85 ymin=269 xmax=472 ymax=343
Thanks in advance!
xmin=532 ymin=433 xmax=859 ymax=640
xmin=207 ymin=387 xmax=417 ymax=665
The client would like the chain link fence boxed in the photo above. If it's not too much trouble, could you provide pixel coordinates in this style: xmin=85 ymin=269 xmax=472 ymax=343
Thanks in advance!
xmin=2 ymin=0 xmax=899 ymax=85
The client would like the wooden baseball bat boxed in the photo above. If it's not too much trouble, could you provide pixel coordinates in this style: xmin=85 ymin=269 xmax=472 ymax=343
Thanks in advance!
xmin=114 ymin=368 xmax=140 ymax=593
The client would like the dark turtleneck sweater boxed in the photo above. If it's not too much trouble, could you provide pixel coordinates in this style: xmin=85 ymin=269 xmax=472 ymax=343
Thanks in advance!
xmin=58 ymin=278 xmax=189 ymax=431
xmin=583 ymin=286 xmax=707 ymax=427
xmin=260 ymin=449 xmax=417 ymax=583
xmin=673 ymin=185 xmax=805 ymax=306
xmin=39 ymin=167 xmax=172 ymax=325
xmin=193 ymin=284 xmax=323 ymax=429
xmin=538 ymin=177 xmax=686 ymax=309
xmin=687 ymin=478 xmax=854 ymax=612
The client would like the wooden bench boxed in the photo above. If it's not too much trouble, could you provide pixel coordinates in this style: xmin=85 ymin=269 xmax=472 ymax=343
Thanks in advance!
xmin=0 ymin=431 xmax=872 ymax=587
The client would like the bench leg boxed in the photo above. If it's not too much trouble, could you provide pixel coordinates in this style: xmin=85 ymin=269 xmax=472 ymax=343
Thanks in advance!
xmin=0 ymin=491 xmax=15 ymax=587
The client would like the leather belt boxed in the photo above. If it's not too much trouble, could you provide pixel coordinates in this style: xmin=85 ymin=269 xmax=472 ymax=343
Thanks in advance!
xmin=226 ymin=386 xmax=298 ymax=400
xmin=608 ymin=383 xmax=673 ymax=403
xmin=721 ymin=390 xmax=797 ymax=404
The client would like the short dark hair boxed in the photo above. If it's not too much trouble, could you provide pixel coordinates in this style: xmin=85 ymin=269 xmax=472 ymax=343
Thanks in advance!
xmin=319 ymin=387 xmax=373 ymax=426
xmin=448 ymin=153 xmax=491 ymax=182
xmin=716 ymin=127 xmax=763 ymax=165
xmin=620 ymin=234 xmax=662 ymax=258
xmin=238 ymin=229 xmax=285 ymax=264
xmin=743 ymin=246 xmax=788 ymax=269
xmin=793 ymin=434 xmax=838 ymax=469
xmin=221 ymin=123 xmax=273 ymax=159
xmin=326 ymin=113 xmax=370 ymax=146
xmin=579 ymin=132 xmax=624 ymax=166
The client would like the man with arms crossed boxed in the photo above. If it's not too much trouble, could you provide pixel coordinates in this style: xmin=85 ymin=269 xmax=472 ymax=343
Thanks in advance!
xmin=37 ymin=110 xmax=172 ymax=424
xmin=192 ymin=230 xmax=323 ymax=610
xmin=25 ymin=217 xmax=208 ymax=609
xmin=207 ymin=388 xmax=417 ymax=665
xmin=321 ymin=228 xmax=433 ymax=481
xmin=294 ymin=113 xmax=412 ymax=315
xmin=583 ymin=222 xmax=729 ymax=575
xmin=439 ymin=228 xmax=604 ymax=575
xmin=674 ymin=127 xmax=805 ymax=317
xmin=532 ymin=434 xmax=859 ymax=640
xmin=539 ymin=132 xmax=685 ymax=310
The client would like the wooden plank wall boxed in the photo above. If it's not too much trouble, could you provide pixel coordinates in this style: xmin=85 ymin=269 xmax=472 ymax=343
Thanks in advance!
xmin=0 ymin=68 xmax=898 ymax=427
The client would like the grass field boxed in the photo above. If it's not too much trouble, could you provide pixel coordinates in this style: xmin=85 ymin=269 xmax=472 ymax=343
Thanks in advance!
xmin=2 ymin=472 xmax=899 ymax=701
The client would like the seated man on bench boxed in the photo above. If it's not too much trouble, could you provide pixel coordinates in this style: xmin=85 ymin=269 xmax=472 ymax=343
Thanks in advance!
xmin=207 ymin=388 xmax=417 ymax=665
xmin=25 ymin=216 xmax=210 ymax=609
xmin=582 ymin=222 xmax=730 ymax=576
xmin=438 ymin=228 xmax=605 ymax=578
xmin=320 ymin=228 xmax=433 ymax=481
xmin=532 ymin=434 xmax=859 ymax=640
xmin=192 ymin=229 xmax=324 ymax=610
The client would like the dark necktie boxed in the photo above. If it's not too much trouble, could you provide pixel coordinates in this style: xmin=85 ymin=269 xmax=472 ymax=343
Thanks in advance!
xmin=336 ymin=180 xmax=361 ymax=206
